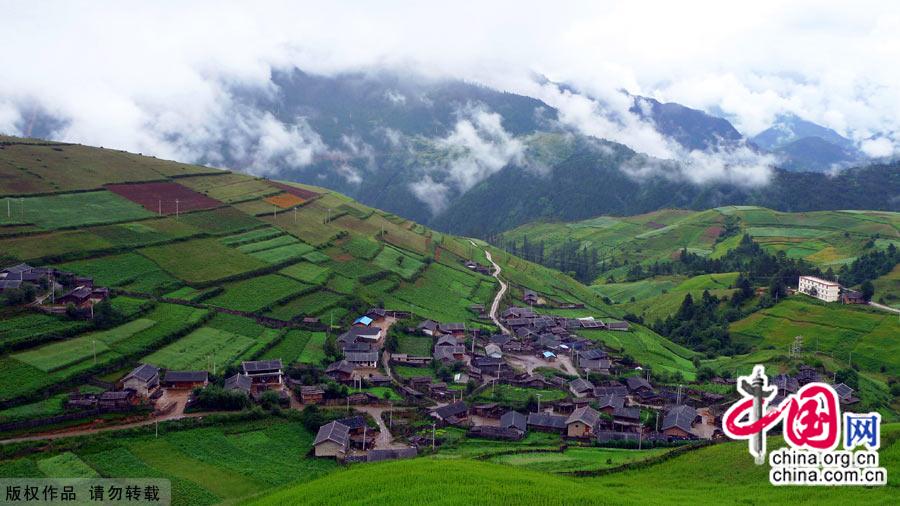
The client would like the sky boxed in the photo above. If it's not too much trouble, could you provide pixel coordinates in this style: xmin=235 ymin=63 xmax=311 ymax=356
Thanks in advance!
xmin=1 ymin=1 xmax=898 ymax=179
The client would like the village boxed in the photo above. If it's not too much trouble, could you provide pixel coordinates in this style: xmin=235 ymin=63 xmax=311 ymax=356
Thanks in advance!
xmin=0 ymin=260 xmax=864 ymax=464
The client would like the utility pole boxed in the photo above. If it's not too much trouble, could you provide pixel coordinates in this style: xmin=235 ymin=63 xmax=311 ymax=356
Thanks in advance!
xmin=638 ymin=421 xmax=643 ymax=450
xmin=655 ymin=411 xmax=659 ymax=432
xmin=432 ymin=423 xmax=436 ymax=451
xmin=536 ymin=393 xmax=541 ymax=413
xmin=92 ymin=339 xmax=96 ymax=364
xmin=273 ymin=206 xmax=277 ymax=219
xmin=293 ymin=207 xmax=297 ymax=223
xmin=362 ymin=424 xmax=367 ymax=451
xmin=158 ymin=199 xmax=162 ymax=216
xmin=389 ymin=401 xmax=393 ymax=429
xmin=175 ymin=199 xmax=180 ymax=217
xmin=155 ymin=419 xmax=158 ymax=438
xmin=6 ymin=198 xmax=9 ymax=218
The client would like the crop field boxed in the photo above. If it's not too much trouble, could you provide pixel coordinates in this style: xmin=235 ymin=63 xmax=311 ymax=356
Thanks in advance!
xmin=388 ymin=263 xmax=489 ymax=322
xmin=476 ymin=384 xmax=567 ymax=407
xmin=392 ymin=364 xmax=436 ymax=379
xmin=341 ymin=235 xmax=382 ymax=260
xmin=397 ymin=334 xmax=432 ymax=356
xmin=176 ymin=173 xmax=280 ymax=203
xmin=207 ymin=274 xmax=310 ymax=312
xmin=265 ymin=192 xmax=306 ymax=208
xmin=105 ymin=182 xmax=222 ymax=215
xmin=327 ymin=257 xmax=384 ymax=279
xmin=489 ymin=447 xmax=671 ymax=473
xmin=140 ymin=238 xmax=267 ymax=284
xmin=0 ymin=418 xmax=337 ymax=505
xmin=265 ymin=290 xmax=344 ymax=321
xmin=263 ymin=211 xmax=339 ymax=246
xmin=0 ymin=393 xmax=69 ymax=424
xmin=0 ymin=143 xmax=214 ymax=195
xmin=244 ymin=242 xmax=315 ymax=264
xmin=268 ymin=181 xmax=321 ymax=200
xmin=58 ymin=252 xmax=176 ymax=289
xmin=176 ymin=207 xmax=262 ymax=235
xmin=0 ymin=191 xmax=154 ymax=230
xmin=372 ymin=245 xmax=425 ymax=280
xmin=297 ymin=332 xmax=327 ymax=365
xmin=279 ymin=261 xmax=331 ymax=284
xmin=0 ymin=312 xmax=89 ymax=351
xmin=235 ymin=234 xmax=301 ymax=253
xmin=142 ymin=327 xmax=256 ymax=370
xmin=580 ymin=326 xmax=697 ymax=380
xmin=219 ymin=227 xmax=284 ymax=247
xmin=259 ymin=330 xmax=312 ymax=363
xmin=730 ymin=296 xmax=899 ymax=375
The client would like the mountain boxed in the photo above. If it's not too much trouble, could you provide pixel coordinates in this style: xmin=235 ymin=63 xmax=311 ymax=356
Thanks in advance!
xmin=752 ymin=113 xmax=855 ymax=151
xmin=630 ymin=96 xmax=746 ymax=151
xmin=10 ymin=69 xmax=897 ymax=236
xmin=752 ymin=113 xmax=864 ymax=172
xmin=431 ymin=136 xmax=900 ymax=236
xmin=774 ymin=136 xmax=861 ymax=171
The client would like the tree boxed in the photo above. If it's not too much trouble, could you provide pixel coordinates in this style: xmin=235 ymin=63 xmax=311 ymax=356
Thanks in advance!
xmin=385 ymin=332 xmax=399 ymax=353
xmin=92 ymin=300 xmax=124 ymax=329
xmin=860 ymin=280 xmax=875 ymax=302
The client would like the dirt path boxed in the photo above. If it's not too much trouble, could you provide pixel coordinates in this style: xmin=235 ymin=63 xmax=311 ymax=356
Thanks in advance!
xmin=507 ymin=353 xmax=577 ymax=376
xmin=470 ymin=241 xmax=509 ymax=335
xmin=353 ymin=405 xmax=407 ymax=450
xmin=0 ymin=411 xmax=210 ymax=445
xmin=868 ymin=300 xmax=900 ymax=314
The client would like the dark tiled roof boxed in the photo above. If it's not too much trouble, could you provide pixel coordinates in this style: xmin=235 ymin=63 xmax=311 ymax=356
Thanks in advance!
xmin=500 ymin=410 xmax=527 ymax=431
xmin=439 ymin=322 xmax=465 ymax=332
xmin=614 ymin=406 xmax=641 ymax=421
xmin=527 ymin=412 xmax=567 ymax=429
xmin=326 ymin=360 xmax=355 ymax=375
xmin=124 ymin=364 xmax=159 ymax=383
xmin=242 ymin=359 xmax=283 ymax=374
xmin=435 ymin=335 xmax=459 ymax=347
xmin=336 ymin=415 xmax=367 ymax=430
xmin=163 ymin=370 xmax=208 ymax=383
xmin=433 ymin=401 xmax=468 ymax=420
xmin=567 ymin=406 xmax=601 ymax=427
xmin=569 ymin=378 xmax=595 ymax=393
xmin=417 ymin=319 xmax=438 ymax=330
xmin=314 ymin=421 xmax=350 ymax=447
xmin=345 ymin=351 xmax=379 ymax=363
xmin=626 ymin=376 xmax=652 ymax=392
xmin=580 ymin=349 xmax=607 ymax=360
xmin=224 ymin=373 xmax=252 ymax=392
xmin=662 ymin=405 xmax=696 ymax=433
xmin=596 ymin=394 xmax=625 ymax=410
xmin=834 ymin=383 xmax=854 ymax=399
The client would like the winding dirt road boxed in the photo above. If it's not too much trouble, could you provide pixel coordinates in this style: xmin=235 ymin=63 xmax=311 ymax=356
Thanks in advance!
xmin=470 ymin=241 xmax=509 ymax=335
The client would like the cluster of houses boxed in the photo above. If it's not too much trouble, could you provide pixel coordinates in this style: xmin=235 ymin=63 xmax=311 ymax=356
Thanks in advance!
xmin=63 ymin=358 xmax=292 ymax=417
xmin=0 ymin=263 xmax=109 ymax=312
xmin=772 ymin=365 xmax=859 ymax=406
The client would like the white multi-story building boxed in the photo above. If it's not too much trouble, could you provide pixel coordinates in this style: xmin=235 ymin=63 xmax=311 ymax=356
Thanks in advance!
xmin=798 ymin=276 xmax=840 ymax=302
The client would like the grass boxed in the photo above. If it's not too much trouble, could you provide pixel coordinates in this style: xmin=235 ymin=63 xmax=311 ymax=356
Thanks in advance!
xmin=279 ymin=261 xmax=331 ymax=284
xmin=264 ymin=290 xmax=344 ymax=321
xmin=207 ymin=274 xmax=310 ymax=312
xmin=248 ymin=243 xmax=316 ymax=264
xmin=489 ymin=447 xmax=671 ymax=473
xmin=0 ymin=191 xmax=153 ymax=229
xmin=140 ymin=238 xmax=267 ymax=284
xmin=250 ymin=425 xmax=900 ymax=505
xmin=730 ymin=296 xmax=899 ymax=376
xmin=0 ymin=418 xmax=337 ymax=505
xmin=58 ymin=252 xmax=178 ymax=290
xmin=397 ymin=334 xmax=432 ymax=356
xmin=580 ymin=326 xmax=697 ymax=380
xmin=260 ymin=330 xmax=312 ymax=363
xmin=297 ymin=332 xmax=327 ymax=365
xmin=0 ymin=312 xmax=89 ymax=350
xmin=372 ymin=245 xmax=425 ymax=280
xmin=220 ymin=227 xmax=284 ymax=247
xmin=142 ymin=327 xmax=256 ymax=370
xmin=475 ymin=384 xmax=567 ymax=407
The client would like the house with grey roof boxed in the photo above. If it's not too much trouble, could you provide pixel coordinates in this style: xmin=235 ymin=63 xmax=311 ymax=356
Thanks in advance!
xmin=566 ymin=406 xmax=601 ymax=438
xmin=314 ymin=421 xmax=350 ymax=457
xmin=661 ymin=405 xmax=698 ymax=438
xmin=122 ymin=364 xmax=160 ymax=398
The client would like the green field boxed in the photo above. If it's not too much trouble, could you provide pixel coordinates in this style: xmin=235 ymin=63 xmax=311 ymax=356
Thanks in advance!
xmin=0 ymin=191 xmax=153 ymax=230
xmin=207 ymin=274 xmax=310 ymax=312
xmin=0 ymin=312 xmax=90 ymax=351
xmin=279 ymin=261 xmax=331 ymax=284
xmin=397 ymin=334 xmax=432 ymax=356
xmin=140 ymin=238 xmax=267 ymax=284
xmin=251 ymin=423 xmax=900 ymax=505
xmin=580 ymin=326 xmax=698 ymax=380
xmin=259 ymin=330 xmax=312 ymax=363
xmin=59 ymin=252 xmax=179 ymax=292
xmin=264 ymin=290 xmax=344 ymax=321
xmin=730 ymin=296 xmax=899 ymax=376
xmin=142 ymin=327 xmax=256 ymax=370
xmin=489 ymin=447 xmax=671 ymax=473
xmin=475 ymin=384 xmax=567 ymax=407
xmin=0 ymin=417 xmax=337 ymax=505
xmin=297 ymin=332 xmax=327 ymax=365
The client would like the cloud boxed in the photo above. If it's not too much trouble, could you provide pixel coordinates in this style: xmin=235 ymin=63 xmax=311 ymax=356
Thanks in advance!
xmin=408 ymin=105 xmax=526 ymax=213
xmin=0 ymin=0 xmax=898 ymax=186
xmin=860 ymin=137 xmax=896 ymax=158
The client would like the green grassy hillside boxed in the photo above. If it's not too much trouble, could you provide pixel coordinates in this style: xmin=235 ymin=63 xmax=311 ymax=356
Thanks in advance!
xmin=0 ymin=137 xmax=633 ymax=408
xmin=500 ymin=206 xmax=899 ymax=286
xmin=252 ymin=424 xmax=899 ymax=505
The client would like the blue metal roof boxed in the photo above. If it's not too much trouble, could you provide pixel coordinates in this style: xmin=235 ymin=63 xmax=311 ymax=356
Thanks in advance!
xmin=354 ymin=315 xmax=374 ymax=326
